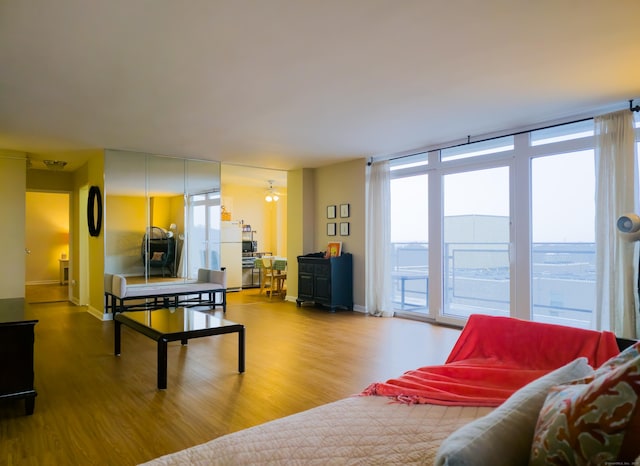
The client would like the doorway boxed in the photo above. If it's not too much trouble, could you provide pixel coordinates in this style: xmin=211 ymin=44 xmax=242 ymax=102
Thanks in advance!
xmin=220 ymin=164 xmax=287 ymax=291
xmin=25 ymin=191 xmax=70 ymax=303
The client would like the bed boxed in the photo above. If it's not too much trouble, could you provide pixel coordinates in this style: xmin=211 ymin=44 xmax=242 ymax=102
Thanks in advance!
xmin=142 ymin=396 xmax=492 ymax=465
xmin=140 ymin=315 xmax=640 ymax=465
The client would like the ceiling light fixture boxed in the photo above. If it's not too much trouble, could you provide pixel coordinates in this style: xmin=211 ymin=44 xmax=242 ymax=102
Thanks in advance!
xmin=43 ymin=159 xmax=68 ymax=170
xmin=265 ymin=180 xmax=280 ymax=202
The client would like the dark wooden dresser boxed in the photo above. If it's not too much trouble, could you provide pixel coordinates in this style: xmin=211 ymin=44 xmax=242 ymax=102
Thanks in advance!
xmin=0 ymin=298 xmax=38 ymax=415
xmin=296 ymin=253 xmax=353 ymax=311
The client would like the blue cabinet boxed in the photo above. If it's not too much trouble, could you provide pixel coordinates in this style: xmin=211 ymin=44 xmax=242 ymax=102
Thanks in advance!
xmin=296 ymin=253 xmax=353 ymax=311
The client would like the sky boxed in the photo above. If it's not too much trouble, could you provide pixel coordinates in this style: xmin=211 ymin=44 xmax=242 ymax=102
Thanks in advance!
xmin=391 ymin=149 xmax=597 ymax=243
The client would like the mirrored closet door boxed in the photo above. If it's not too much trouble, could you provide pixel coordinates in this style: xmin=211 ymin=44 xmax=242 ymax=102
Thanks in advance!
xmin=104 ymin=149 xmax=220 ymax=284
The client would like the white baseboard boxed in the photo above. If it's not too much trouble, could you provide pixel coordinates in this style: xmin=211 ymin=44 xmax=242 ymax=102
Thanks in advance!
xmin=286 ymin=295 xmax=364 ymax=313
xmin=86 ymin=305 xmax=111 ymax=321
xmin=26 ymin=280 xmax=59 ymax=286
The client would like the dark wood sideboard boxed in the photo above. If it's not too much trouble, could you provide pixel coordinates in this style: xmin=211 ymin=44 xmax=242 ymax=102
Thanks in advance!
xmin=0 ymin=299 xmax=38 ymax=415
xmin=296 ymin=253 xmax=353 ymax=311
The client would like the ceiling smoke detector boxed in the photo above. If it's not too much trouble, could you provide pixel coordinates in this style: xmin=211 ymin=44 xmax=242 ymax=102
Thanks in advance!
xmin=43 ymin=160 xmax=68 ymax=170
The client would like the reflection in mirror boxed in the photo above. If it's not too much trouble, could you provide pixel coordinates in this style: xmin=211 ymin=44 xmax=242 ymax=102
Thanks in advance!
xmin=105 ymin=150 xmax=148 ymax=280
xmin=104 ymin=150 xmax=221 ymax=285
xmin=185 ymin=160 xmax=221 ymax=280
xmin=147 ymin=156 xmax=185 ymax=281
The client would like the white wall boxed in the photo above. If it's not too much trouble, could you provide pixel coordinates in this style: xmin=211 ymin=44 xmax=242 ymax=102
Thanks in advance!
xmin=314 ymin=159 xmax=366 ymax=308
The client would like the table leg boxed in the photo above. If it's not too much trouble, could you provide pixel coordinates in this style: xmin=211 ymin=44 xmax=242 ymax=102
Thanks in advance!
xmin=114 ymin=320 xmax=121 ymax=355
xmin=25 ymin=396 xmax=35 ymax=416
xmin=238 ymin=327 xmax=245 ymax=373
xmin=157 ymin=338 xmax=168 ymax=389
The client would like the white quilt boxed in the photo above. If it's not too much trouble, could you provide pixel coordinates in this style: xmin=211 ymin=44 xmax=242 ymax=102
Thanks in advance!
xmin=141 ymin=396 xmax=492 ymax=465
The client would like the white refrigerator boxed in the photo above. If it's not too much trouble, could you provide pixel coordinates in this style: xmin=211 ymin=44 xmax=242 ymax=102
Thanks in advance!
xmin=220 ymin=221 xmax=242 ymax=290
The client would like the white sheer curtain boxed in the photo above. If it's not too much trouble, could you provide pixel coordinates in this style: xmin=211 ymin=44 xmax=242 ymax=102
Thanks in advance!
xmin=594 ymin=109 xmax=639 ymax=339
xmin=365 ymin=160 xmax=393 ymax=317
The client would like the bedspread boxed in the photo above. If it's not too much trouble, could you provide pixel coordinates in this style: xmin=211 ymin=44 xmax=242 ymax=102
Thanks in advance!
xmin=140 ymin=396 xmax=492 ymax=466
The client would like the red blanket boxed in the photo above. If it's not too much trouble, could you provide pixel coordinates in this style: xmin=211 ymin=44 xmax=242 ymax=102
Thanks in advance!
xmin=360 ymin=314 xmax=620 ymax=406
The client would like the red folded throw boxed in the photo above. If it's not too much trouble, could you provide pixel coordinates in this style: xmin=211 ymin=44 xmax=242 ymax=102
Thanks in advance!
xmin=360 ymin=314 xmax=620 ymax=406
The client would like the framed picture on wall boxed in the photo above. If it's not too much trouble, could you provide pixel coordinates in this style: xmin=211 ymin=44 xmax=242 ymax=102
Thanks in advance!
xmin=340 ymin=222 xmax=350 ymax=236
xmin=327 ymin=222 xmax=336 ymax=236
xmin=327 ymin=205 xmax=336 ymax=219
xmin=340 ymin=203 xmax=350 ymax=218
xmin=327 ymin=241 xmax=342 ymax=257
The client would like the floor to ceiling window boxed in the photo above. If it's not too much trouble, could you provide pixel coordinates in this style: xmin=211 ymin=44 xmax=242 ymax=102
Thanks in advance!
xmin=389 ymin=115 xmax=640 ymax=328
xmin=531 ymin=150 xmax=595 ymax=328
xmin=390 ymin=157 xmax=429 ymax=316
xmin=442 ymin=165 xmax=510 ymax=319
xmin=529 ymin=120 xmax=596 ymax=329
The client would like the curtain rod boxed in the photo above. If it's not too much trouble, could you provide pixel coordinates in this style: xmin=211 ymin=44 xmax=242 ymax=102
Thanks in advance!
xmin=368 ymin=99 xmax=640 ymax=166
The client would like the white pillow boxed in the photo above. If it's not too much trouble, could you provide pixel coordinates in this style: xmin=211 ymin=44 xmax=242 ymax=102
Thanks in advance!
xmin=434 ymin=357 xmax=593 ymax=466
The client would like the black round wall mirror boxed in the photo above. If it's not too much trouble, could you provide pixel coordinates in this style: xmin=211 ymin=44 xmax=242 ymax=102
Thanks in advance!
xmin=87 ymin=186 xmax=103 ymax=237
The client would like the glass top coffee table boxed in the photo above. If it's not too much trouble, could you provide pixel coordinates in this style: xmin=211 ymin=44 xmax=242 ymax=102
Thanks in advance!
xmin=114 ymin=308 xmax=245 ymax=389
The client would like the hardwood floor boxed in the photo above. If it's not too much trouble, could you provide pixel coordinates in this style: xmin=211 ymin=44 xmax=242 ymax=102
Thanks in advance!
xmin=25 ymin=283 xmax=69 ymax=304
xmin=0 ymin=290 xmax=461 ymax=466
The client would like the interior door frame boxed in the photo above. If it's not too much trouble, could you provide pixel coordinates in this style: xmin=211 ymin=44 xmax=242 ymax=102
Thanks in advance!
xmin=25 ymin=189 xmax=72 ymax=300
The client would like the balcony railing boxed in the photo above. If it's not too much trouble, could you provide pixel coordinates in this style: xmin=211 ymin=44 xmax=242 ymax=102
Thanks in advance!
xmin=391 ymin=242 xmax=596 ymax=328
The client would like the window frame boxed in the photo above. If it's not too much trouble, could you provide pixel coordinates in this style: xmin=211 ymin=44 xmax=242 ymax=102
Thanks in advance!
xmin=389 ymin=118 xmax=640 ymax=328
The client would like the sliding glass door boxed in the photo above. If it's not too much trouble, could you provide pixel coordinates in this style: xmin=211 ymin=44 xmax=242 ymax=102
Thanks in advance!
xmin=442 ymin=166 xmax=510 ymax=319
xmin=390 ymin=171 xmax=429 ymax=315
xmin=388 ymin=116 xmax=640 ymax=329
xmin=531 ymin=150 xmax=595 ymax=329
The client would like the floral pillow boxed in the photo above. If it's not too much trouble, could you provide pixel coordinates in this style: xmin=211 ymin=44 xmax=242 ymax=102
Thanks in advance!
xmin=592 ymin=341 xmax=640 ymax=379
xmin=529 ymin=342 xmax=640 ymax=465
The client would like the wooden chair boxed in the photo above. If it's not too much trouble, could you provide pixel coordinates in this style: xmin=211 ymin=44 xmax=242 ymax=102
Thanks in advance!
xmin=255 ymin=257 xmax=287 ymax=299
xmin=271 ymin=259 xmax=287 ymax=299
xmin=255 ymin=258 xmax=274 ymax=296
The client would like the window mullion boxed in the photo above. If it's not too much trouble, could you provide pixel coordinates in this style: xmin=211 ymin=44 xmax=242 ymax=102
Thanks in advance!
xmin=428 ymin=152 xmax=443 ymax=321
xmin=512 ymin=133 xmax=532 ymax=320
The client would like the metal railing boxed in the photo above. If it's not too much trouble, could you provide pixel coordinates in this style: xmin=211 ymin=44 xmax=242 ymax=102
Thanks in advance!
xmin=391 ymin=242 xmax=596 ymax=325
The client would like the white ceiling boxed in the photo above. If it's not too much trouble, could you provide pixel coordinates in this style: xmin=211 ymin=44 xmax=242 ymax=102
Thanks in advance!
xmin=1 ymin=1 xmax=640 ymax=173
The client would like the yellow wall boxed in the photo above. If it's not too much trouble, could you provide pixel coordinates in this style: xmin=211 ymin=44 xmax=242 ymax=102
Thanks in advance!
xmin=27 ymin=169 xmax=74 ymax=191
xmin=72 ymin=151 xmax=105 ymax=317
xmin=0 ymin=152 xmax=27 ymax=300
xmin=25 ymin=192 xmax=70 ymax=283
xmin=221 ymin=183 xmax=288 ymax=257
xmin=26 ymin=169 xmax=75 ymax=284
xmin=151 ymin=196 xmax=172 ymax=229
xmin=168 ymin=196 xmax=185 ymax=234
xmin=105 ymin=195 xmax=147 ymax=274
xmin=286 ymin=168 xmax=315 ymax=298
